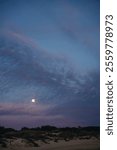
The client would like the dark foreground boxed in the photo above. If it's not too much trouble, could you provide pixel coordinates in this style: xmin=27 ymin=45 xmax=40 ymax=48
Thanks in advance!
xmin=0 ymin=126 xmax=100 ymax=150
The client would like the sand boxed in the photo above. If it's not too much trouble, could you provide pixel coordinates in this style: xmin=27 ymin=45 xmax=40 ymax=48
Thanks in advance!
xmin=0 ymin=138 xmax=100 ymax=150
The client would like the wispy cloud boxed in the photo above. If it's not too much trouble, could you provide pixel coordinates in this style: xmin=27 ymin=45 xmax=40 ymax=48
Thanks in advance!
xmin=0 ymin=0 xmax=100 ymax=128
xmin=0 ymin=102 xmax=56 ymax=116
xmin=0 ymin=102 xmax=64 ymax=129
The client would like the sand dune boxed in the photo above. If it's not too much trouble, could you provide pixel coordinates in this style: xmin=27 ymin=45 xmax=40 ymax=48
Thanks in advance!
xmin=0 ymin=138 xmax=99 ymax=150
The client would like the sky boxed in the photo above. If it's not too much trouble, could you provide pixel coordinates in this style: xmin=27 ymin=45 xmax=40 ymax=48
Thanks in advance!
xmin=0 ymin=0 xmax=100 ymax=129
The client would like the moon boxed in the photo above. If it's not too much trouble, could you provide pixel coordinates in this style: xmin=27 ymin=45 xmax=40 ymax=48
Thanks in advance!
xmin=31 ymin=98 xmax=36 ymax=103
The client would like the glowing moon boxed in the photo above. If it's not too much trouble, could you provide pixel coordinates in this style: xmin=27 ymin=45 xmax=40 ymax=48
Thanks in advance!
xmin=31 ymin=98 xmax=36 ymax=103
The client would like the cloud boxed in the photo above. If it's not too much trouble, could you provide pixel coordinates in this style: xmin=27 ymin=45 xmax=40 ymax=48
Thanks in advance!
xmin=0 ymin=102 xmax=64 ymax=129
xmin=0 ymin=32 xmax=99 ymax=106
xmin=0 ymin=102 xmax=55 ymax=116
xmin=0 ymin=0 xmax=100 ymax=128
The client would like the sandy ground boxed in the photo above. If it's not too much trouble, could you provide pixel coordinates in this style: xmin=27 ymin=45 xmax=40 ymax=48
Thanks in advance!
xmin=0 ymin=138 xmax=100 ymax=150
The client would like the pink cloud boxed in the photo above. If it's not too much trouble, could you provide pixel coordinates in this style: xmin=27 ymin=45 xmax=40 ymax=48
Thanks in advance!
xmin=0 ymin=102 xmax=64 ymax=129
xmin=0 ymin=102 xmax=56 ymax=116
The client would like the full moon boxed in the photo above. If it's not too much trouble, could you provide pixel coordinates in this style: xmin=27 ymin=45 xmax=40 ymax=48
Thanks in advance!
xmin=31 ymin=98 xmax=36 ymax=103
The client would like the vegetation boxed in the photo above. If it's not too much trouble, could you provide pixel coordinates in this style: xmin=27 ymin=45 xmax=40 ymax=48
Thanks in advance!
xmin=0 ymin=125 xmax=100 ymax=147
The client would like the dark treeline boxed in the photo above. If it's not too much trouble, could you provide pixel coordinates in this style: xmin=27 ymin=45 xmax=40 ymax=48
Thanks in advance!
xmin=0 ymin=125 xmax=100 ymax=133
xmin=0 ymin=125 xmax=100 ymax=131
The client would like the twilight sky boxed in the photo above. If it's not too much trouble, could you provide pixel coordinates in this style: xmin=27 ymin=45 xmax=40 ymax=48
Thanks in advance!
xmin=0 ymin=0 xmax=100 ymax=129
